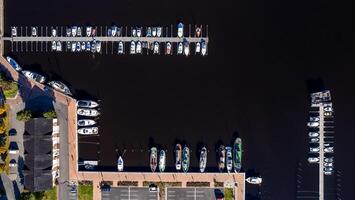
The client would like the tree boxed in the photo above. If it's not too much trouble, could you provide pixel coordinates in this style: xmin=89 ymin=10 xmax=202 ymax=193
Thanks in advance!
xmin=16 ymin=110 xmax=32 ymax=122
xmin=43 ymin=110 xmax=57 ymax=119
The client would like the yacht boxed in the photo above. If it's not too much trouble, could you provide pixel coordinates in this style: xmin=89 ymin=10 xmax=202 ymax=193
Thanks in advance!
xmin=226 ymin=146 xmax=233 ymax=173
xmin=77 ymin=108 xmax=100 ymax=117
xmin=48 ymin=81 xmax=72 ymax=95
xmin=77 ymin=27 xmax=82 ymax=36
xmin=31 ymin=27 xmax=37 ymax=37
xmin=136 ymin=41 xmax=142 ymax=54
xmin=175 ymin=144 xmax=182 ymax=171
xmin=201 ymin=40 xmax=207 ymax=56
xmin=153 ymin=42 xmax=159 ymax=54
xmin=182 ymin=146 xmax=190 ymax=173
xmin=77 ymin=127 xmax=98 ymax=135
xmin=183 ymin=41 xmax=190 ymax=56
xmin=117 ymin=156 xmax=124 ymax=172
xmin=107 ymin=28 xmax=112 ymax=37
xmin=71 ymin=42 xmax=76 ymax=52
xmin=130 ymin=41 xmax=136 ymax=54
xmin=71 ymin=26 xmax=77 ymax=37
xmin=152 ymin=27 xmax=157 ymax=37
xmin=218 ymin=145 xmax=226 ymax=172
xmin=77 ymin=119 xmax=96 ymax=127
xmin=136 ymin=27 xmax=142 ymax=37
xmin=86 ymin=26 xmax=92 ymax=37
xmin=146 ymin=27 xmax=152 ymax=37
xmin=195 ymin=42 xmax=201 ymax=53
xmin=177 ymin=42 xmax=183 ymax=54
xmin=157 ymin=27 xmax=162 ymax=37
xmin=52 ymin=28 xmax=57 ymax=37
xmin=66 ymin=27 xmax=71 ymax=37
xmin=118 ymin=41 xmax=124 ymax=54
xmin=246 ymin=177 xmax=262 ymax=185
xmin=77 ymin=100 xmax=99 ymax=108
xmin=132 ymin=27 xmax=137 ymax=37
xmin=76 ymin=42 xmax=81 ymax=52
xmin=81 ymin=42 xmax=86 ymax=51
xmin=6 ymin=56 xmax=22 ymax=71
xmin=177 ymin=23 xmax=184 ymax=38
xmin=96 ymin=41 xmax=102 ymax=53
xmin=86 ymin=41 xmax=91 ymax=51
xmin=199 ymin=147 xmax=207 ymax=173
xmin=195 ymin=26 xmax=201 ymax=37
xmin=150 ymin=147 xmax=158 ymax=172
xmin=159 ymin=150 xmax=166 ymax=172
xmin=11 ymin=27 xmax=17 ymax=37
xmin=22 ymin=70 xmax=46 ymax=83
xmin=56 ymin=41 xmax=62 ymax=51
xmin=166 ymin=42 xmax=172 ymax=55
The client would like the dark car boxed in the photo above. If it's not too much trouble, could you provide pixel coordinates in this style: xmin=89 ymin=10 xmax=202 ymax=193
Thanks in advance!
xmin=100 ymin=184 xmax=111 ymax=192
xmin=214 ymin=189 xmax=224 ymax=200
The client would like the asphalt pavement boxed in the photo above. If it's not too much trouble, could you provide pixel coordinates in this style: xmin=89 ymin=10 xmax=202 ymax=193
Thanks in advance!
xmin=166 ymin=187 xmax=223 ymax=200
xmin=101 ymin=186 xmax=159 ymax=200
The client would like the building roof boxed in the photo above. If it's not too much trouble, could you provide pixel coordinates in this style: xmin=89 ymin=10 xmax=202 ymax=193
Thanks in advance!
xmin=23 ymin=118 xmax=53 ymax=192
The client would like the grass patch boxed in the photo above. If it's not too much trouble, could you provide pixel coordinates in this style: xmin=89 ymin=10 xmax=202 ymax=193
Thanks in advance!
xmin=78 ymin=182 xmax=93 ymax=200
xmin=20 ymin=187 xmax=57 ymax=200
xmin=42 ymin=187 xmax=57 ymax=200
xmin=224 ymin=188 xmax=234 ymax=200
xmin=0 ymin=104 xmax=10 ymax=173
xmin=0 ymin=72 xmax=18 ymax=99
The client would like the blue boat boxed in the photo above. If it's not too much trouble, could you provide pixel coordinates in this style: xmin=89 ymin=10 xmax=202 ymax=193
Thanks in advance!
xmin=86 ymin=42 xmax=91 ymax=51
xmin=6 ymin=56 xmax=22 ymax=71
xmin=177 ymin=22 xmax=184 ymax=38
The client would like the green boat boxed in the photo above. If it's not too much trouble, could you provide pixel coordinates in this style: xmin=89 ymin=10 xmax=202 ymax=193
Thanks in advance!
xmin=182 ymin=146 xmax=190 ymax=173
xmin=233 ymin=138 xmax=242 ymax=172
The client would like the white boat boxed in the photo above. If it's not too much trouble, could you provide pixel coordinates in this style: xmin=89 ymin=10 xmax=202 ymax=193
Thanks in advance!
xmin=51 ymin=41 xmax=57 ymax=51
xmin=31 ymin=27 xmax=37 ymax=36
xmin=81 ymin=42 xmax=86 ymax=51
xmin=6 ymin=56 xmax=22 ymax=71
xmin=71 ymin=26 xmax=77 ymax=37
xmin=177 ymin=23 xmax=184 ymax=38
xmin=150 ymin=147 xmax=158 ymax=172
xmin=136 ymin=41 xmax=142 ymax=54
xmin=11 ymin=27 xmax=17 ymax=37
xmin=157 ymin=27 xmax=162 ymax=37
xmin=159 ymin=150 xmax=166 ymax=172
xmin=195 ymin=42 xmax=201 ymax=53
xmin=137 ymin=27 xmax=142 ymax=37
xmin=152 ymin=27 xmax=157 ymax=37
xmin=166 ymin=42 xmax=172 ymax=55
xmin=117 ymin=156 xmax=124 ymax=172
xmin=107 ymin=28 xmax=112 ymax=37
xmin=153 ymin=42 xmax=159 ymax=54
xmin=226 ymin=146 xmax=233 ymax=173
xmin=112 ymin=26 xmax=118 ymax=36
xmin=52 ymin=28 xmax=57 ymax=37
xmin=130 ymin=41 xmax=136 ymax=54
xmin=86 ymin=26 xmax=92 ymax=37
xmin=132 ymin=28 xmax=137 ymax=37
xmin=177 ymin=42 xmax=183 ymax=54
xmin=118 ymin=41 xmax=124 ymax=54
xmin=22 ymin=70 xmax=46 ymax=83
xmin=77 ymin=27 xmax=82 ymax=36
xmin=56 ymin=41 xmax=62 ymax=51
xmin=77 ymin=108 xmax=100 ymax=117
xmin=77 ymin=100 xmax=99 ymax=108
xmin=78 ymin=119 xmax=96 ymax=127
xmin=96 ymin=41 xmax=102 ymax=53
xmin=77 ymin=127 xmax=98 ymax=135
xmin=246 ymin=177 xmax=262 ymax=185
xmin=183 ymin=41 xmax=190 ymax=56
xmin=201 ymin=40 xmax=207 ymax=56
xmin=48 ymin=81 xmax=72 ymax=95
xmin=66 ymin=27 xmax=71 ymax=36
xmin=199 ymin=147 xmax=207 ymax=173
xmin=71 ymin=42 xmax=76 ymax=52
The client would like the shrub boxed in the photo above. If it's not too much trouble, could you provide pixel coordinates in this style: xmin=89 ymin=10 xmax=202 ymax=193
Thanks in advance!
xmin=43 ymin=110 xmax=57 ymax=119
xmin=16 ymin=110 xmax=32 ymax=122
xmin=0 ymin=80 xmax=18 ymax=99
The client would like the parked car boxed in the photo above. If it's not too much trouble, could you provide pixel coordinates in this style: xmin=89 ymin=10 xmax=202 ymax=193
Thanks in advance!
xmin=9 ymin=159 xmax=17 ymax=167
xmin=149 ymin=184 xmax=158 ymax=192
xmin=307 ymin=122 xmax=319 ymax=127
xmin=100 ymin=184 xmax=111 ymax=192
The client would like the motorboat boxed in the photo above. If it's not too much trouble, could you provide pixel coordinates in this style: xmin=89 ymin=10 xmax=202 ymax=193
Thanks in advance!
xmin=159 ymin=150 xmax=166 ymax=172
xmin=152 ymin=27 xmax=157 ymax=37
xmin=137 ymin=27 xmax=142 ymax=37
xmin=77 ymin=127 xmax=98 ymax=135
xmin=76 ymin=42 xmax=81 ymax=52
xmin=86 ymin=26 xmax=92 ymax=37
xmin=117 ymin=156 xmax=124 ymax=172
xmin=132 ymin=27 xmax=137 ymax=37
xmin=324 ymin=157 xmax=333 ymax=163
xmin=31 ymin=27 xmax=37 ymax=36
xmin=324 ymin=162 xmax=333 ymax=167
xmin=71 ymin=42 xmax=76 ymax=52
xmin=52 ymin=28 xmax=57 ymax=37
xmin=112 ymin=26 xmax=118 ymax=36
xmin=195 ymin=26 xmax=201 ymax=37
xmin=310 ymin=138 xmax=319 ymax=143
xmin=77 ymin=108 xmax=100 ymax=117
xmin=150 ymin=147 xmax=158 ymax=172
xmin=199 ymin=147 xmax=207 ymax=173
xmin=77 ymin=100 xmax=99 ymax=108
xmin=67 ymin=41 xmax=71 ymax=51
xmin=309 ymin=132 xmax=319 ymax=138
xmin=6 ymin=56 xmax=22 ymax=71
xmin=233 ymin=138 xmax=242 ymax=173
xmin=157 ymin=27 xmax=162 ymax=37
xmin=182 ymin=146 xmax=190 ymax=173
xmin=308 ymin=157 xmax=319 ymax=163
xmin=118 ymin=41 xmax=124 ymax=54
xmin=96 ymin=41 xmax=102 ymax=53
xmin=166 ymin=42 xmax=172 ymax=55
xmin=183 ymin=40 xmax=190 ymax=56
xmin=11 ymin=27 xmax=17 ymax=37
xmin=81 ymin=42 xmax=86 ymax=51
xmin=153 ymin=42 xmax=159 ymax=54
xmin=307 ymin=122 xmax=319 ymax=127
xmin=91 ymin=28 xmax=97 ymax=36
xmin=66 ymin=27 xmax=71 ymax=36
xmin=77 ymin=27 xmax=82 ymax=36
xmin=324 ymin=147 xmax=334 ymax=153
xmin=146 ymin=27 xmax=152 ymax=37
xmin=195 ymin=42 xmax=201 ymax=53
xmin=71 ymin=26 xmax=77 ymax=37
xmin=175 ymin=144 xmax=182 ymax=171
xmin=22 ymin=70 xmax=46 ymax=83
xmin=177 ymin=23 xmax=184 ymax=38
xmin=48 ymin=81 xmax=72 ymax=95
xmin=201 ymin=40 xmax=207 ymax=56
xmin=309 ymin=147 xmax=319 ymax=153
xmin=78 ymin=119 xmax=96 ymax=127
xmin=91 ymin=41 xmax=96 ymax=53
xmin=246 ymin=177 xmax=262 ymax=185
xmin=177 ymin=42 xmax=183 ymax=54
xmin=117 ymin=27 xmax=121 ymax=36
xmin=52 ymin=41 xmax=57 ymax=51
xmin=226 ymin=146 xmax=233 ymax=173
xmin=309 ymin=116 xmax=319 ymax=122
xmin=218 ymin=145 xmax=226 ymax=172
xmin=56 ymin=41 xmax=62 ymax=51
xmin=136 ymin=41 xmax=142 ymax=54
xmin=324 ymin=106 xmax=333 ymax=112
xmin=107 ymin=28 xmax=112 ymax=37
xmin=86 ymin=42 xmax=91 ymax=51
xmin=130 ymin=41 xmax=136 ymax=54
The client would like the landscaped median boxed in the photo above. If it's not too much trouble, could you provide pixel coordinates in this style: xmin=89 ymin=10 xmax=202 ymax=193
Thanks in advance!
xmin=78 ymin=181 xmax=93 ymax=200
xmin=0 ymin=103 xmax=10 ymax=173
xmin=20 ymin=186 xmax=57 ymax=200
xmin=0 ymin=72 xmax=18 ymax=99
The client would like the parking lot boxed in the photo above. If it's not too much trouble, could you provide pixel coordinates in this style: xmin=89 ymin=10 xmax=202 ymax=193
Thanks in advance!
xmin=166 ymin=187 xmax=224 ymax=200
xmin=101 ymin=186 xmax=159 ymax=200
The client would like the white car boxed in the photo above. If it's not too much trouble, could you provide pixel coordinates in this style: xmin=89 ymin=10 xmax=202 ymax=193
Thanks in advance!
xmin=324 ymin=147 xmax=334 ymax=153
xmin=309 ymin=132 xmax=319 ymax=137
xmin=308 ymin=157 xmax=319 ymax=163
xmin=310 ymin=147 xmax=319 ymax=153
xmin=309 ymin=117 xmax=319 ymax=122
xmin=9 ymin=159 xmax=17 ymax=167
xmin=324 ymin=107 xmax=333 ymax=112
xmin=307 ymin=122 xmax=319 ymax=127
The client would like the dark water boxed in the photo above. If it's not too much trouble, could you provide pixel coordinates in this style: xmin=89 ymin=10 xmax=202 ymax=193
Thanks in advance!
xmin=5 ymin=0 xmax=355 ymax=199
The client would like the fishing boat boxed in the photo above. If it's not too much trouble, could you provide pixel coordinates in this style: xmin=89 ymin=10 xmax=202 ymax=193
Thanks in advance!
xmin=71 ymin=42 xmax=76 ymax=52
xmin=177 ymin=42 xmax=183 ymax=54
xmin=150 ymin=147 xmax=158 ymax=172
xmin=11 ymin=27 xmax=17 ymax=37
xmin=199 ymin=147 xmax=207 ymax=173
xmin=76 ymin=42 xmax=81 ymax=52
xmin=233 ymin=138 xmax=242 ymax=173
xmin=48 ymin=81 xmax=72 ymax=95
xmin=157 ymin=27 xmax=162 ymax=37
xmin=56 ymin=41 xmax=62 ymax=51
xmin=77 ymin=127 xmax=98 ymax=135
xmin=153 ymin=42 xmax=159 ymax=54
xmin=159 ymin=150 xmax=166 ymax=172
xmin=226 ymin=146 xmax=233 ymax=173
xmin=130 ymin=41 xmax=136 ymax=54
xmin=71 ymin=26 xmax=77 ymax=37
xmin=31 ymin=27 xmax=37 ymax=36
xmin=66 ymin=27 xmax=71 ymax=36
xmin=195 ymin=42 xmax=201 ymax=54
xmin=86 ymin=41 xmax=91 ymax=51
xmin=182 ymin=146 xmax=190 ymax=173
xmin=52 ymin=28 xmax=57 ymax=37
xmin=177 ymin=23 xmax=184 ymax=38
xmin=107 ymin=28 xmax=112 ymax=37
xmin=77 ymin=119 xmax=96 ymax=127
xmin=6 ymin=56 xmax=22 ymax=71
xmin=86 ymin=26 xmax=92 ymax=37
xmin=132 ymin=27 xmax=137 ymax=37
xmin=22 ymin=70 xmax=46 ymax=83
xmin=175 ymin=144 xmax=182 ymax=171
xmin=246 ymin=177 xmax=262 ymax=185
xmin=81 ymin=42 xmax=86 ymax=51
xmin=195 ymin=26 xmax=201 ymax=37
xmin=77 ymin=100 xmax=99 ymax=108
xmin=136 ymin=41 xmax=142 ymax=54
xmin=166 ymin=42 xmax=172 ymax=55
xmin=118 ymin=41 xmax=124 ymax=54
xmin=77 ymin=27 xmax=82 ymax=36
xmin=117 ymin=156 xmax=124 ymax=172
xmin=96 ymin=41 xmax=102 ymax=53
xmin=201 ymin=40 xmax=207 ymax=56
xmin=218 ymin=145 xmax=226 ymax=172
xmin=152 ymin=27 xmax=157 ymax=37
xmin=112 ymin=26 xmax=118 ymax=36
xmin=183 ymin=40 xmax=190 ymax=56
xmin=51 ymin=41 xmax=57 ymax=51
xmin=77 ymin=108 xmax=100 ymax=117
xmin=146 ymin=27 xmax=152 ymax=37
